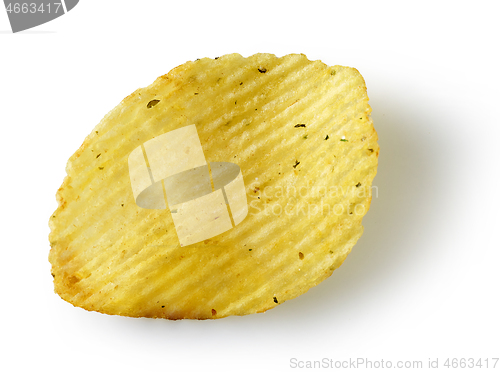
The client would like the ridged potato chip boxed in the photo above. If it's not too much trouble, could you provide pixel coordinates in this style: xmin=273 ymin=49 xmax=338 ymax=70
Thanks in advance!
xmin=49 ymin=53 xmax=379 ymax=319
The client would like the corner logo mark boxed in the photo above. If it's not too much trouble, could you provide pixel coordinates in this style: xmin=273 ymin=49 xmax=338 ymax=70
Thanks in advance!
xmin=4 ymin=1 xmax=79 ymax=33
xmin=128 ymin=125 xmax=248 ymax=247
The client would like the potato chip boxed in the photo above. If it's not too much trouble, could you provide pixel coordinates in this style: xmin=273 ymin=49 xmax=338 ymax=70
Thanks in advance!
xmin=49 ymin=53 xmax=379 ymax=319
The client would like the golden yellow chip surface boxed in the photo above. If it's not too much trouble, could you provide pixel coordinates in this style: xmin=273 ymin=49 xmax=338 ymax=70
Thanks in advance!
xmin=49 ymin=53 xmax=379 ymax=319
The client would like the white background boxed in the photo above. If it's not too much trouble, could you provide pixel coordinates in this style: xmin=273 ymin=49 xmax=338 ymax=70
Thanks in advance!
xmin=1 ymin=1 xmax=499 ymax=371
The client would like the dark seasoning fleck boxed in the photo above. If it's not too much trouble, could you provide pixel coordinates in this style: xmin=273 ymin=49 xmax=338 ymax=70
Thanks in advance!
xmin=147 ymin=99 xmax=160 ymax=109
xmin=273 ymin=296 xmax=278 ymax=304
xmin=293 ymin=160 xmax=300 ymax=169
xmin=294 ymin=124 xmax=306 ymax=128
xmin=258 ymin=67 xmax=267 ymax=73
